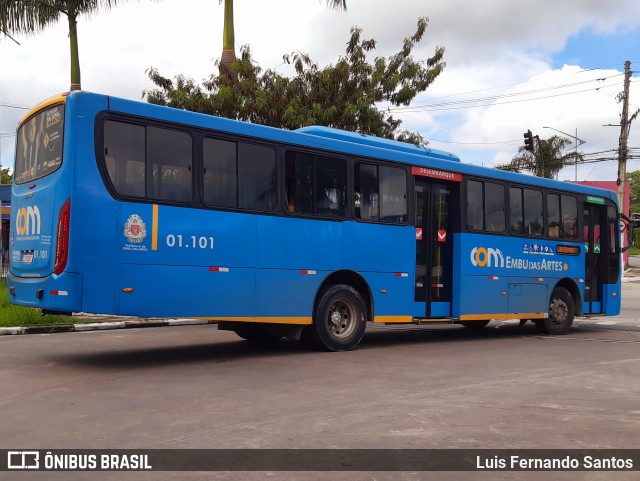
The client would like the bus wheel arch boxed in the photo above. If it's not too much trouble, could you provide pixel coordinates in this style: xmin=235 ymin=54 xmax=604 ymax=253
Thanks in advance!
xmin=304 ymin=271 xmax=372 ymax=351
xmin=553 ymin=278 xmax=582 ymax=316
xmin=315 ymin=270 xmax=373 ymax=324
xmin=535 ymin=280 xmax=578 ymax=335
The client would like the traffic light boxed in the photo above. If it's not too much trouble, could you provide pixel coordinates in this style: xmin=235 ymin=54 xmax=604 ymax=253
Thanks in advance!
xmin=523 ymin=130 xmax=534 ymax=152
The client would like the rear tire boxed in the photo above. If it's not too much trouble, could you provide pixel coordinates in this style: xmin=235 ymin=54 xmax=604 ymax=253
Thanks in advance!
xmin=535 ymin=287 xmax=575 ymax=335
xmin=307 ymin=285 xmax=367 ymax=352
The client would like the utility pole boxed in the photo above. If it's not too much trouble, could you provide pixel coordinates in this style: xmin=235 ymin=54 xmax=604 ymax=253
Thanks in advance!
xmin=616 ymin=60 xmax=632 ymax=214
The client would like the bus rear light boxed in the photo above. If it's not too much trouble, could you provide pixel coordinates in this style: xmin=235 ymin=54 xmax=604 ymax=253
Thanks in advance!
xmin=53 ymin=199 xmax=71 ymax=275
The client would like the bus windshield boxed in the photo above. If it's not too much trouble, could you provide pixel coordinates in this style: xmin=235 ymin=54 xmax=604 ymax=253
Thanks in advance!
xmin=15 ymin=104 xmax=64 ymax=184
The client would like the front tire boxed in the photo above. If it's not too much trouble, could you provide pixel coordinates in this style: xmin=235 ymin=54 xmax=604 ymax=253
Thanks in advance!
xmin=535 ymin=287 xmax=575 ymax=335
xmin=307 ymin=285 xmax=367 ymax=352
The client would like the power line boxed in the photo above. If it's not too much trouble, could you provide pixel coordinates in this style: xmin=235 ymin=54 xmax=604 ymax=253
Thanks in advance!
xmin=391 ymin=74 xmax=623 ymax=113
xmin=392 ymin=86 xmax=608 ymax=113
xmin=407 ymin=75 xmax=620 ymax=108
xmin=0 ymin=102 xmax=31 ymax=110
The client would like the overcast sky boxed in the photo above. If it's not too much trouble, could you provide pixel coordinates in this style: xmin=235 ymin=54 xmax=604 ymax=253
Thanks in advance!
xmin=1 ymin=0 xmax=639 ymax=181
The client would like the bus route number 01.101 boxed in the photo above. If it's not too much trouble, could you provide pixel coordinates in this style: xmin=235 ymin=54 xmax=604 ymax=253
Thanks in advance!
xmin=166 ymin=234 xmax=214 ymax=249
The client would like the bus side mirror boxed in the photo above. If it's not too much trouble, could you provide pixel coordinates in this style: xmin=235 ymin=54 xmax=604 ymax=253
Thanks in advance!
xmin=620 ymin=213 xmax=631 ymax=253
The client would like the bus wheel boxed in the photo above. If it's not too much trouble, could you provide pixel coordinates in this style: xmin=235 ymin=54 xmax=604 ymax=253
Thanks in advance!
xmin=535 ymin=287 xmax=575 ymax=335
xmin=233 ymin=323 xmax=281 ymax=344
xmin=460 ymin=320 xmax=491 ymax=329
xmin=310 ymin=285 xmax=367 ymax=352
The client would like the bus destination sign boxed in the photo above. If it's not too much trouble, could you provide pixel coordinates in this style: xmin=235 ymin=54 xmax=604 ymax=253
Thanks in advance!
xmin=412 ymin=166 xmax=462 ymax=182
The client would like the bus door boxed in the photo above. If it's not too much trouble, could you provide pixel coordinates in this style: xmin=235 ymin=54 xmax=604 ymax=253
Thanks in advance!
xmin=414 ymin=177 xmax=456 ymax=318
xmin=584 ymin=202 xmax=605 ymax=314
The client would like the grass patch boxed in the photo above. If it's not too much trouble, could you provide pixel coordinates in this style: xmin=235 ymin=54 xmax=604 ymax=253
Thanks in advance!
xmin=0 ymin=279 xmax=77 ymax=328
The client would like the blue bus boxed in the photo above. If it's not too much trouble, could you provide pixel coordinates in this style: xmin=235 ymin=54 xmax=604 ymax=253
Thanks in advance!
xmin=8 ymin=91 xmax=622 ymax=350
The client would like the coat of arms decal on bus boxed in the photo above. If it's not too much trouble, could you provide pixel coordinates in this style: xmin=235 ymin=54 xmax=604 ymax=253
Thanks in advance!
xmin=124 ymin=214 xmax=147 ymax=244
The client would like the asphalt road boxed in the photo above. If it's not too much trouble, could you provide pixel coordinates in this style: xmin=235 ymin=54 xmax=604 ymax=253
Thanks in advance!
xmin=1 ymin=304 xmax=640 ymax=480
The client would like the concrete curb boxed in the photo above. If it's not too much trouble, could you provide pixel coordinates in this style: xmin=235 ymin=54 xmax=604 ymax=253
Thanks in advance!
xmin=622 ymin=275 xmax=640 ymax=282
xmin=0 ymin=319 xmax=214 ymax=336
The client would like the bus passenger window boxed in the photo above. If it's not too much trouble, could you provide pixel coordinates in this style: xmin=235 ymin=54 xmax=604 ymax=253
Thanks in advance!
xmin=355 ymin=163 xmax=379 ymax=221
xmin=286 ymin=152 xmax=314 ymax=215
xmin=355 ymin=163 xmax=406 ymax=223
xmin=561 ymin=195 xmax=577 ymax=239
xmin=467 ymin=181 xmax=483 ymax=231
xmin=485 ymin=182 xmax=505 ymax=232
xmin=238 ymin=143 xmax=276 ymax=211
xmin=103 ymin=120 xmax=146 ymax=198
xmin=380 ymin=166 xmax=407 ymax=223
xmin=547 ymin=194 xmax=561 ymax=238
xmin=286 ymin=151 xmax=346 ymax=217
xmin=524 ymin=188 xmax=543 ymax=236
xmin=509 ymin=187 xmax=524 ymax=235
xmin=148 ymin=127 xmax=193 ymax=203
xmin=203 ymin=138 xmax=237 ymax=207
xmin=317 ymin=155 xmax=346 ymax=218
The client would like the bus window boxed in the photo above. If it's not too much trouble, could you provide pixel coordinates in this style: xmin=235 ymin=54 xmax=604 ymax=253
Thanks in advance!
xmin=561 ymin=195 xmax=577 ymax=239
xmin=547 ymin=194 xmax=561 ymax=238
xmin=238 ymin=143 xmax=276 ymax=211
xmin=380 ymin=166 xmax=407 ymax=223
xmin=510 ymin=187 xmax=542 ymax=236
xmin=355 ymin=163 xmax=406 ymax=223
xmin=286 ymin=152 xmax=346 ymax=217
xmin=509 ymin=187 xmax=524 ymax=235
xmin=203 ymin=138 xmax=237 ymax=208
xmin=355 ymin=163 xmax=379 ymax=221
xmin=317 ymin=155 xmax=346 ymax=217
xmin=15 ymin=104 xmax=64 ymax=184
xmin=524 ymin=189 xmax=543 ymax=236
xmin=485 ymin=182 xmax=505 ymax=233
xmin=286 ymin=151 xmax=315 ymax=215
xmin=467 ymin=180 xmax=483 ymax=231
xmin=104 ymin=120 xmax=146 ymax=198
xmin=148 ymin=127 xmax=192 ymax=203
xmin=203 ymin=139 xmax=277 ymax=211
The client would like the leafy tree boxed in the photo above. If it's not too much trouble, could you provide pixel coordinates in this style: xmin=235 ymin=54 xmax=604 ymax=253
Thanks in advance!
xmin=496 ymin=135 xmax=582 ymax=179
xmin=145 ymin=17 xmax=445 ymax=145
xmin=0 ymin=0 xmax=130 ymax=91
xmin=627 ymin=170 xmax=640 ymax=215
xmin=218 ymin=0 xmax=347 ymax=74
xmin=1 ymin=167 xmax=11 ymax=184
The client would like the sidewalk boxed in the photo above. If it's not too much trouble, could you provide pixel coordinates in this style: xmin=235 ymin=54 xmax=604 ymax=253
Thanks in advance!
xmin=622 ymin=266 xmax=640 ymax=282
xmin=0 ymin=315 xmax=214 ymax=335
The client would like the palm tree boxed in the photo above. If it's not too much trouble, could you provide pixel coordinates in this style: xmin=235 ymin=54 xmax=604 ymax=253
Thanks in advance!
xmin=497 ymin=135 xmax=583 ymax=179
xmin=218 ymin=0 xmax=347 ymax=74
xmin=0 ymin=1 xmax=127 ymax=91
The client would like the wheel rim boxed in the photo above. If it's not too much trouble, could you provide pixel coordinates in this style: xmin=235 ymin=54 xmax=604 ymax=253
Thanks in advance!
xmin=549 ymin=297 xmax=569 ymax=325
xmin=327 ymin=299 xmax=358 ymax=339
